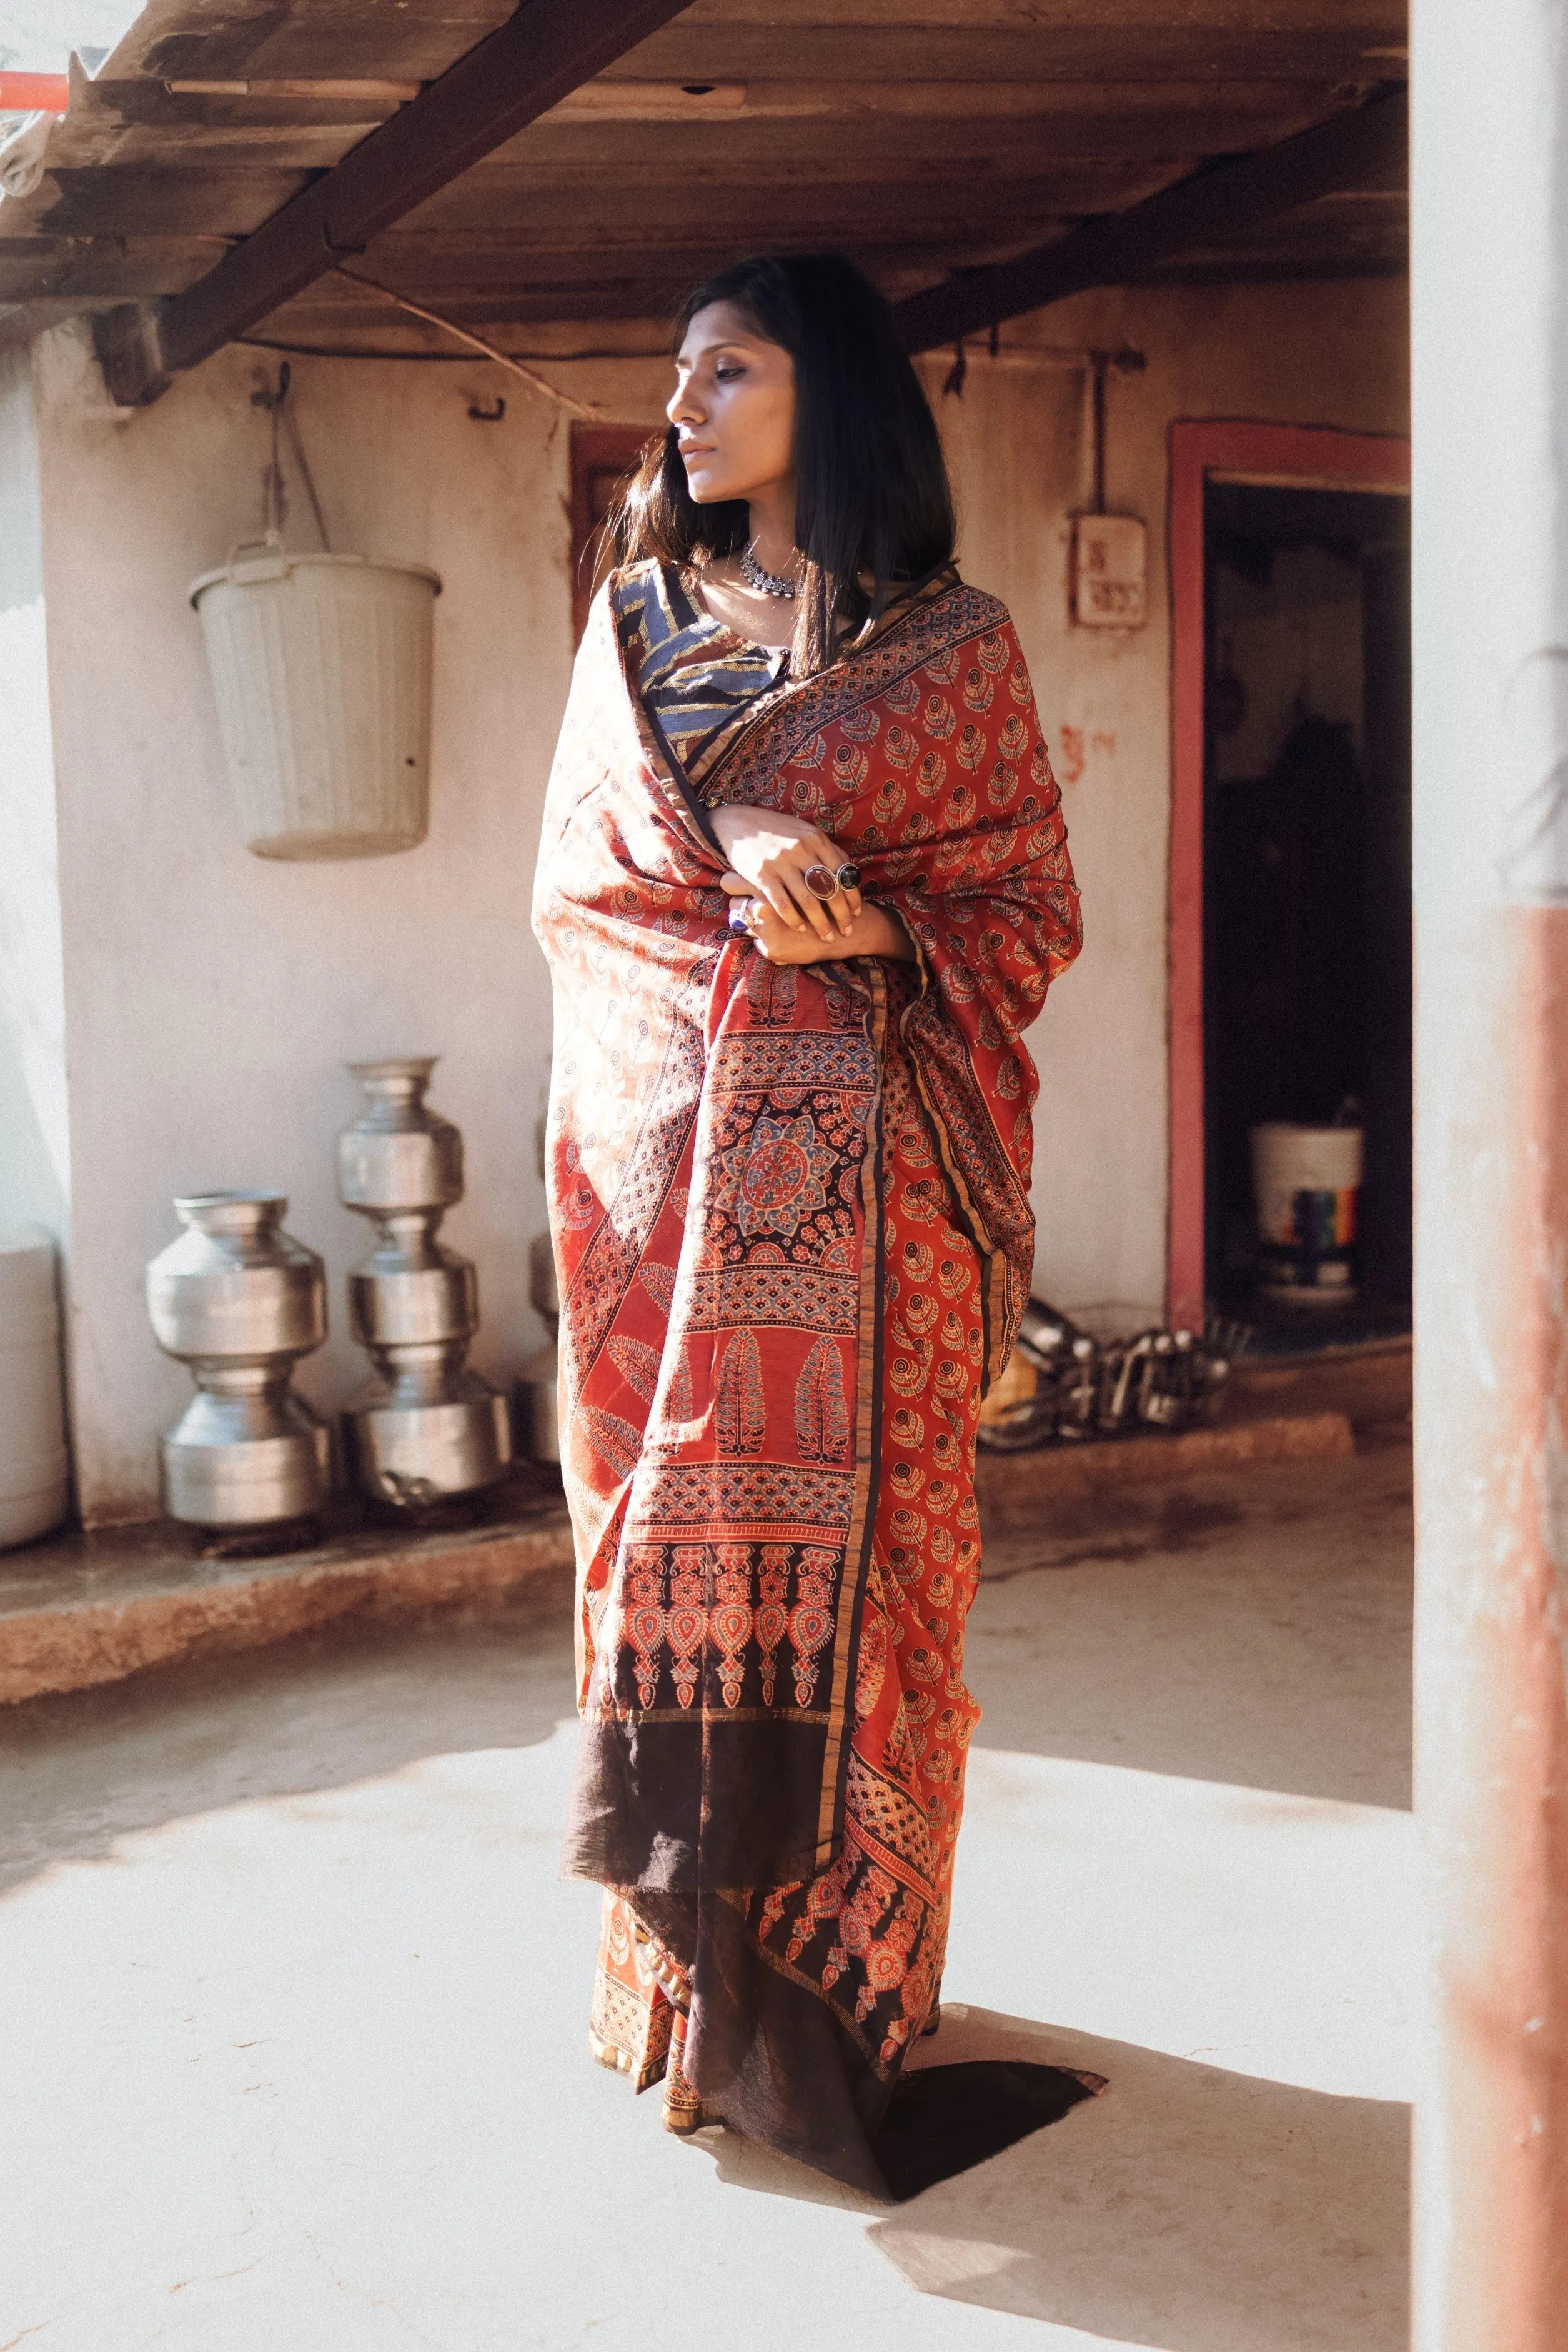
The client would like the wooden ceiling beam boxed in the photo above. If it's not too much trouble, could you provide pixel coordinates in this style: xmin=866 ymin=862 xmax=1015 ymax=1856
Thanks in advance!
xmin=538 ymin=76 xmax=1356 ymax=123
xmin=893 ymin=86 xmax=1406 ymax=352
xmin=347 ymin=234 xmax=1082 ymax=289
xmin=90 ymin=0 xmax=695 ymax=405
xmin=603 ymin=28 xmax=1406 ymax=84
xmin=398 ymin=162 xmax=1176 ymax=219
xmin=470 ymin=114 xmax=1321 ymax=171
xmin=364 ymin=196 xmax=1131 ymax=249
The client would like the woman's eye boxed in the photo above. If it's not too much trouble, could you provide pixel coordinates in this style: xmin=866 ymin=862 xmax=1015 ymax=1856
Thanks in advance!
xmin=716 ymin=366 xmax=745 ymax=382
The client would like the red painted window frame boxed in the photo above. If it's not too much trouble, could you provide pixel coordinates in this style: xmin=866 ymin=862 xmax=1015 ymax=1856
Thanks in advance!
xmin=1166 ymin=419 xmax=1412 ymax=1328
xmin=569 ymin=421 xmax=657 ymax=642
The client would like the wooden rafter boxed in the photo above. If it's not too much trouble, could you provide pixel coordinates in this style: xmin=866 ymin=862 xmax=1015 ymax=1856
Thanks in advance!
xmin=893 ymin=87 xmax=1407 ymax=353
xmin=0 ymin=4 xmax=1407 ymax=364
xmin=91 ymin=0 xmax=695 ymax=404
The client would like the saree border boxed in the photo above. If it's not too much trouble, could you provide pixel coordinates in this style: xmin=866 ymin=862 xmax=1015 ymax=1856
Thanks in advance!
xmin=814 ymin=956 xmax=889 ymax=1869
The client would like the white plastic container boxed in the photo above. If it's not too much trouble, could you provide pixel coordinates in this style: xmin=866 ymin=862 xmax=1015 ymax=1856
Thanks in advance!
xmin=0 ymin=1226 xmax=69 ymax=1547
xmin=1250 ymin=1123 xmax=1364 ymax=1302
xmin=189 ymin=540 xmax=442 ymax=860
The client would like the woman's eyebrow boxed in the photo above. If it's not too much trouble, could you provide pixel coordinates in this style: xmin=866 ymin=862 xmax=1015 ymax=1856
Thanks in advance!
xmin=675 ymin=339 xmax=757 ymax=367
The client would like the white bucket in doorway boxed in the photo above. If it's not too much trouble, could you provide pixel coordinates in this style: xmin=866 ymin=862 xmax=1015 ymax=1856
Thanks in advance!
xmin=1249 ymin=1122 xmax=1364 ymax=1302
xmin=189 ymin=539 xmax=442 ymax=860
xmin=0 ymin=1227 xmax=69 ymax=1547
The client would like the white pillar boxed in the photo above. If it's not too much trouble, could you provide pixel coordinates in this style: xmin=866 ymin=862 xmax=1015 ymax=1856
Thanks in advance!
xmin=1412 ymin=1 xmax=1568 ymax=2339
xmin=0 ymin=343 xmax=71 ymax=1241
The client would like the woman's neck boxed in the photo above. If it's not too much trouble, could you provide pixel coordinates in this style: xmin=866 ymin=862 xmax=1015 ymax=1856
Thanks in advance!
xmin=746 ymin=486 xmax=800 ymax=582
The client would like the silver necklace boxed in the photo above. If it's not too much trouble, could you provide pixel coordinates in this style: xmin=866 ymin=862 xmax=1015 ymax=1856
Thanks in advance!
xmin=739 ymin=542 xmax=798 ymax=599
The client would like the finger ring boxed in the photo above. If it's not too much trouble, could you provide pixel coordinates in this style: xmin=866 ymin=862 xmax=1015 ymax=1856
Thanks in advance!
xmin=835 ymin=861 xmax=862 ymax=893
xmin=803 ymin=864 xmax=839 ymax=900
xmin=727 ymin=900 xmax=752 ymax=935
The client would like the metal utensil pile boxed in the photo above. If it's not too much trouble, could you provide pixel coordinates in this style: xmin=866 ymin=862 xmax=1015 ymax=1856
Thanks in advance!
xmin=976 ymin=1300 xmax=1249 ymax=1452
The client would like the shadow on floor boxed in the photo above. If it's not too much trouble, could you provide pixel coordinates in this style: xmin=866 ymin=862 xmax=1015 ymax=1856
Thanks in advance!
xmin=707 ymin=2003 xmax=1408 ymax=2352
xmin=0 ymin=1568 xmax=578 ymax=1893
xmin=0 ymin=1447 xmax=1414 ymax=1908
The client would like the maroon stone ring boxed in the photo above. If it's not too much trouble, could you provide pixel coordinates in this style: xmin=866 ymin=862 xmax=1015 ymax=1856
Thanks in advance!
xmin=803 ymin=864 xmax=840 ymax=900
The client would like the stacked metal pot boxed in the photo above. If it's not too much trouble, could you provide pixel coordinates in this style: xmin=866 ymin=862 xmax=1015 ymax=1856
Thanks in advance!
xmin=147 ymin=1059 xmax=515 ymax=1532
xmin=337 ymin=1057 xmax=511 ymax=1508
xmin=147 ymin=1192 xmax=331 ymax=1527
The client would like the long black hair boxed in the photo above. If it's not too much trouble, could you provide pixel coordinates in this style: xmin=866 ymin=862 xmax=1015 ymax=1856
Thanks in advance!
xmin=612 ymin=252 xmax=956 ymax=674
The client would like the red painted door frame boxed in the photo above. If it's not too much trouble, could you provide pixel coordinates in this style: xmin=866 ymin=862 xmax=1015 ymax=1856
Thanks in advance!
xmin=1166 ymin=419 xmax=1412 ymax=1329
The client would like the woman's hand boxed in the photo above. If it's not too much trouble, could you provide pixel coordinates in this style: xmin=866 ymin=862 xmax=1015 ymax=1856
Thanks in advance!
xmin=710 ymin=802 xmax=863 ymax=943
xmin=731 ymin=892 xmax=915 ymax=966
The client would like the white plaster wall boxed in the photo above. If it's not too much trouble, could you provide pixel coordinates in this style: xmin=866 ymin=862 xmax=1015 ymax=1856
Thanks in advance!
xmin=0 ymin=342 xmax=70 ymax=1243
xmin=922 ymin=277 xmax=1409 ymax=1318
xmin=30 ymin=326 xmax=671 ymax=1520
xmin=25 ymin=273 xmax=1406 ymax=1522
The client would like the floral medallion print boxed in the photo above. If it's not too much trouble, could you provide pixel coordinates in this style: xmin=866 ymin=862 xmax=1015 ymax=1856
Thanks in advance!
xmin=719 ymin=1108 xmax=837 ymax=1240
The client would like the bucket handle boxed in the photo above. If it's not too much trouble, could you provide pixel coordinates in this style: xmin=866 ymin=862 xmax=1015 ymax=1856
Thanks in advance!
xmin=224 ymin=531 xmax=291 ymax=584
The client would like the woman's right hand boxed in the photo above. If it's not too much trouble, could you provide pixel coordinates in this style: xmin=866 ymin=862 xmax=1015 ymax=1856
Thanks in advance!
xmin=710 ymin=803 xmax=863 ymax=943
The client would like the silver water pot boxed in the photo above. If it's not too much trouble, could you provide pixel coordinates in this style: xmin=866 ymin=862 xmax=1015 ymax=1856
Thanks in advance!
xmin=147 ymin=1192 xmax=330 ymax=1526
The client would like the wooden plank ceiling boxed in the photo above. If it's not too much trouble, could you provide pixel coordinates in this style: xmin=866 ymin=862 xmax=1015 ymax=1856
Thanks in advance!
xmin=0 ymin=0 xmax=1407 ymax=361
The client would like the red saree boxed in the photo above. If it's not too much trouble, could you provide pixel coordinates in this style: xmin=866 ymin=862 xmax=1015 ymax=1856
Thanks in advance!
xmin=533 ymin=559 xmax=1081 ymax=2193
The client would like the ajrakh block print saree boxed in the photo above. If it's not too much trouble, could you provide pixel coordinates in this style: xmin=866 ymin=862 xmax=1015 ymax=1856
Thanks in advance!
xmin=533 ymin=559 xmax=1081 ymax=2193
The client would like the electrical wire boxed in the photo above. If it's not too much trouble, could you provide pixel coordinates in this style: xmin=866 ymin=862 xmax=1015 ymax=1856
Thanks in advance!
xmin=328 ymin=266 xmax=606 ymax=419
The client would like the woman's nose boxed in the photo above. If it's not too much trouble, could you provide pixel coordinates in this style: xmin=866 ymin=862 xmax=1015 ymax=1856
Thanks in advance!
xmin=667 ymin=377 xmax=705 ymax=428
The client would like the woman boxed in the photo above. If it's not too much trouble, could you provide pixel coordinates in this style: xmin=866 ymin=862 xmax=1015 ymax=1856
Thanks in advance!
xmin=533 ymin=253 xmax=1081 ymax=2196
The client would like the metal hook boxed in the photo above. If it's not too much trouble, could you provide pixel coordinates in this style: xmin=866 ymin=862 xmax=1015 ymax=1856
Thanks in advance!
xmin=467 ymin=395 xmax=506 ymax=422
xmin=249 ymin=360 xmax=290 ymax=413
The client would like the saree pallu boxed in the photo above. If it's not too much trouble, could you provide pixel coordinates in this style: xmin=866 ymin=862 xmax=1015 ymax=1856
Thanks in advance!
xmin=533 ymin=560 xmax=1081 ymax=2193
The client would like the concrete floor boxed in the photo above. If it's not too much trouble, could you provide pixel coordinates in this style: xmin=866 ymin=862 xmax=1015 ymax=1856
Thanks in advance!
xmin=0 ymin=1443 xmax=1413 ymax=2352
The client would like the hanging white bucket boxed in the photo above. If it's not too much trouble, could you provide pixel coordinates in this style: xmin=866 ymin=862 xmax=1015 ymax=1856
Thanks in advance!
xmin=1249 ymin=1122 xmax=1364 ymax=1302
xmin=189 ymin=539 xmax=442 ymax=860
xmin=0 ymin=1226 xmax=69 ymax=1548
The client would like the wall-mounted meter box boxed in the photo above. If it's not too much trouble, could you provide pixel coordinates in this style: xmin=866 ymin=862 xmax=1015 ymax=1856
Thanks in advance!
xmin=1071 ymin=512 xmax=1148 ymax=629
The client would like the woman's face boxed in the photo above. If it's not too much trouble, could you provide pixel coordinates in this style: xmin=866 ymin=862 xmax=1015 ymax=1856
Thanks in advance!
xmin=667 ymin=301 xmax=796 ymax=509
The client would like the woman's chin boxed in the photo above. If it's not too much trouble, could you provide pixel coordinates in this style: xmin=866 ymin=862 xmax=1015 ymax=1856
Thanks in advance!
xmin=683 ymin=470 xmax=737 ymax=506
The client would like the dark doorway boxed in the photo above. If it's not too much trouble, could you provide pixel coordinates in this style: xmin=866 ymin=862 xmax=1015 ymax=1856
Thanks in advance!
xmin=1203 ymin=481 xmax=1412 ymax=1333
